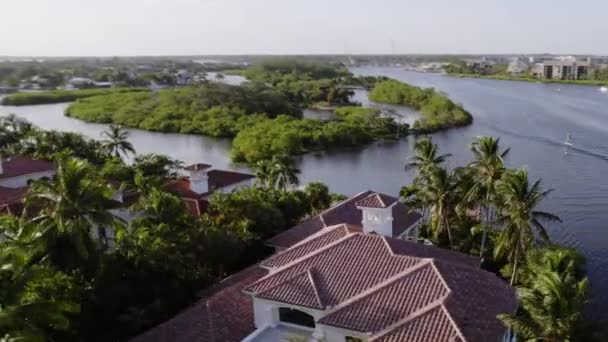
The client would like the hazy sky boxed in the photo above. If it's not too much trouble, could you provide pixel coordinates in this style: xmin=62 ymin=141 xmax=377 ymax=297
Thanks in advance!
xmin=1 ymin=0 xmax=607 ymax=56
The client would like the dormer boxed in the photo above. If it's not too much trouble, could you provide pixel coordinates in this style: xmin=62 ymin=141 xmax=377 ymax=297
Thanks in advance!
xmin=355 ymin=193 xmax=398 ymax=237
xmin=183 ymin=163 xmax=212 ymax=194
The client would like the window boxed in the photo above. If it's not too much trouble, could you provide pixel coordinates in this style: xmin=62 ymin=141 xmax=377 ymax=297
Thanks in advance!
xmin=345 ymin=337 xmax=364 ymax=342
xmin=278 ymin=308 xmax=315 ymax=328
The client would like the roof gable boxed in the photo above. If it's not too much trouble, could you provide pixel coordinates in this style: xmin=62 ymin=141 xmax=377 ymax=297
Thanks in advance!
xmin=355 ymin=193 xmax=398 ymax=208
xmin=257 ymin=269 xmax=325 ymax=310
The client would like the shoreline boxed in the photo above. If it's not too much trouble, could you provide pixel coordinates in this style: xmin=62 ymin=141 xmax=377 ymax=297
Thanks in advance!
xmin=446 ymin=73 xmax=608 ymax=87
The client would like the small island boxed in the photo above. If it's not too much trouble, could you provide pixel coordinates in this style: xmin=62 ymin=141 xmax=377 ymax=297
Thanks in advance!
xmin=3 ymin=60 xmax=474 ymax=164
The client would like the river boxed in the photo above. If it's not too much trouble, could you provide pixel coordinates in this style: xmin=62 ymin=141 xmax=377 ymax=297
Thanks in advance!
xmin=1 ymin=67 xmax=608 ymax=318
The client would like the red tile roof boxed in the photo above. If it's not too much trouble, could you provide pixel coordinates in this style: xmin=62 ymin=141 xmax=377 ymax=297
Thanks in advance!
xmin=207 ymin=170 xmax=255 ymax=191
xmin=0 ymin=157 xmax=54 ymax=180
xmin=130 ymin=264 xmax=267 ymax=342
xmin=247 ymin=233 xmax=513 ymax=341
xmin=183 ymin=163 xmax=212 ymax=171
xmin=266 ymin=191 xmax=422 ymax=249
xmin=0 ymin=186 xmax=28 ymax=205
xmin=134 ymin=191 xmax=513 ymax=342
xmin=355 ymin=193 xmax=398 ymax=208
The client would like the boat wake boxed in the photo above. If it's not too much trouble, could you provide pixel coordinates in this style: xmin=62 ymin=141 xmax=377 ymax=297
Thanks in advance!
xmin=483 ymin=124 xmax=608 ymax=163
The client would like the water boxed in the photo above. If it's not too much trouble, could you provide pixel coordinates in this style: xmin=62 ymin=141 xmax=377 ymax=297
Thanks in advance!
xmin=2 ymin=67 xmax=608 ymax=318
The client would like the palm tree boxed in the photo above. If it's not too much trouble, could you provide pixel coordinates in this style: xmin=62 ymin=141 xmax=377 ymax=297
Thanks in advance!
xmin=101 ymin=124 xmax=135 ymax=159
xmin=495 ymin=169 xmax=561 ymax=285
xmin=271 ymin=155 xmax=300 ymax=191
xmin=416 ymin=167 xmax=461 ymax=247
xmin=25 ymin=156 xmax=122 ymax=273
xmin=467 ymin=136 xmax=510 ymax=257
xmin=499 ymin=248 xmax=587 ymax=341
xmin=406 ymin=137 xmax=451 ymax=182
xmin=253 ymin=159 xmax=274 ymax=189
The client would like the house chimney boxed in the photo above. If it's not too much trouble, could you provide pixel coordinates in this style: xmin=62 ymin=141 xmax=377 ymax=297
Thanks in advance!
xmin=184 ymin=163 xmax=211 ymax=194
xmin=355 ymin=193 xmax=398 ymax=237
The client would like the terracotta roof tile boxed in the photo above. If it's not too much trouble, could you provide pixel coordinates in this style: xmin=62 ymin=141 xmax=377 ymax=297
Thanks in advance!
xmin=265 ymin=191 xmax=374 ymax=249
xmin=355 ymin=193 xmax=398 ymax=208
xmin=0 ymin=157 xmax=54 ymax=180
xmin=319 ymin=262 xmax=448 ymax=333
xmin=207 ymin=169 xmax=255 ymax=191
xmin=0 ymin=186 xmax=28 ymax=205
xmin=261 ymin=224 xmax=361 ymax=269
xmin=247 ymin=234 xmax=422 ymax=308
xmin=370 ymin=306 xmax=462 ymax=342
xmin=391 ymin=202 xmax=422 ymax=237
xmin=258 ymin=269 xmax=325 ymax=309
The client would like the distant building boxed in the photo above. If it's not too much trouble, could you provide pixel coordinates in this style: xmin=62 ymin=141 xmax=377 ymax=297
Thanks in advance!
xmin=507 ymin=57 xmax=531 ymax=75
xmin=175 ymin=70 xmax=193 ymax=86
xmin=532 ymin=56 xmax=591 ymax=80
xmin=66 ymin=77 xmax=113 ymax=89
xmin=463 ymin=58 xmax=495 ymax=74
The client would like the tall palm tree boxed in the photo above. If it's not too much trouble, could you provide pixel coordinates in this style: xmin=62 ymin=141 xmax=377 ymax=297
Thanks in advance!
xmin=25 ymin=156 xmax=122 ymax=273
xmin=253 ymin=159 xmax=274 ymax=189
xmin=416 ymin=167 xmax=461 ymax=247
xmin=499 ymin=248 xmax=587 ymax=341
xmin=270 ymin=155 xmax=300 ymax=191
xmin=495 ymin=169 xmax=561 ymax=285
xmin=467 ymin=136 xmax=510 ymax=257
xmin=406 ymin=137 xmax=451 ymax=182
xmin=101 ymin=124 xmax=135 ymax=159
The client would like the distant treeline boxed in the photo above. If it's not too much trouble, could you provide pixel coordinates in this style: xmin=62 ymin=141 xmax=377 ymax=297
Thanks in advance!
xmin=1 ymin=88 xmax=147 ymax=106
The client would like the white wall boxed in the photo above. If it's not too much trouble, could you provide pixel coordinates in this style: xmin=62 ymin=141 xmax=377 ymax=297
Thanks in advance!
xmin=360 ymin=206 xmax=395 ymax=237
xmin=251 ymin=297 xmax=367 ymax=342
xmin=0 ymin=170 xmax=55 ymax=189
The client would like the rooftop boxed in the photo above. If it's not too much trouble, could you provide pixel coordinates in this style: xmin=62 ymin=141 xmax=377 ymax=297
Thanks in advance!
xmin=0 ymin=157 xmax=54 ymax=180
xmin=266 ymin=191 xmax=421 ymax=249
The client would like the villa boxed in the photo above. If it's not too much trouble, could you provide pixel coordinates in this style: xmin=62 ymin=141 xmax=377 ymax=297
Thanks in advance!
xmin=0 ymin=157 xmax=55 ymax=214
xmin=132 ymin=191 xmax=516 ymax=342
xmin=164 ymin=163 xmax=256 ymax=216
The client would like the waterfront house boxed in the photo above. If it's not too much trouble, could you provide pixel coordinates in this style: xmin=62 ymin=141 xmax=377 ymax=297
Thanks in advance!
xmin=132 ymin=191 xmax=516 ymax=342
xmin=164 ymin=163 xmax=256 ymax=216
xmin=0 ymin=157 xmax=55 ymax=214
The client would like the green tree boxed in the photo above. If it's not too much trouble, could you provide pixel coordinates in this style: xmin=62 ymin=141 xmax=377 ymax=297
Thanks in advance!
xmin=304 ymin=182 xmax=333 ymax=215
xmin=25 ymin=156 xmax=122 ymax=274
xmin=270 ymin=155 xmax=300 ymax=191
xmin=466 ymin=136 xmax=510 ymax=257
xmin=101 ymin=124 xmax=135 ymax=159
xmin=405 ymin=137 xmax=451 ymax=182
xmin=416 ymin=167 xmax=461 ymax=247
xmin=0 ymin=247 xmax=79 ymax=341
xmin=495 ymin=169 xmax=561 ymax=285
xmin=499 ymin=247 xmax=588 ymax=342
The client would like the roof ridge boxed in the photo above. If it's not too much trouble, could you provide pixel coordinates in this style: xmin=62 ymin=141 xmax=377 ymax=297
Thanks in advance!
xmin=286 ymin=223 xmax=348 ymax=250
xmin=306 ymin=268 xmax=324 ymax=309
xmin=321 ymin=259 xmax=433 ymax=316
xmin=429 ymin=259 xmax=454 ymax=295
xmin=245 ymin=233 xmax=360 ymax=293
xmin=205 ymin=300 xmax=216 ymax=342
xmin=369 ymin=296 xmax=448 ymax=339
xmin=439 ymin=304 xmax=468 ymax=342
xmin=319 ymin=190 xmax=371 ymax=221
xmin=376 ymin=194 xmax=386 ymax=207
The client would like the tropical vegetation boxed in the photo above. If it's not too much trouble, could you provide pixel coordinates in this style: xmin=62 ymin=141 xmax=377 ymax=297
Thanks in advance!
xmin=1 ymin=88 xmax=146 ymax=106
xmin=369 ymin=79 xmax=473 ymax=132
xmin=0 ymin=119 xmax=340 ymax=341
xmin=400 ymin=135 xmax=600 ymax=341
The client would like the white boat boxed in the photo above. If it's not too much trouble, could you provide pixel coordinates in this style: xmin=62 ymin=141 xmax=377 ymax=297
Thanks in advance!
xmin=600 ymin=86 xmax=608 ymax=93
xmin=564 ymin=133 xmax=573 ymax=146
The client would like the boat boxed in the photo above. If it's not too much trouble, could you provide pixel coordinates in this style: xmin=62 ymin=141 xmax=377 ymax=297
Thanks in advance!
xmin=600 ymin=86 xmax=608 ymax=93
xmin=564 ymin=133 xmax=574 ymax=146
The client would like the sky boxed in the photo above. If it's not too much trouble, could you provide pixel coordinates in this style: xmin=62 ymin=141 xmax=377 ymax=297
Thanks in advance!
xmin=1 ymin=0 xmax=607 ymax=56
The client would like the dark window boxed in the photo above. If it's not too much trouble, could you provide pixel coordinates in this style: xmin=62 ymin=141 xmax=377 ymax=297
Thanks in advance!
xmin=346 ymin=337 xmax=364 ymax=342
xmin=278 ymin=308 xmax=315 ymax=328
